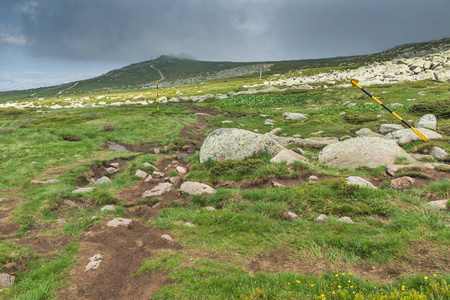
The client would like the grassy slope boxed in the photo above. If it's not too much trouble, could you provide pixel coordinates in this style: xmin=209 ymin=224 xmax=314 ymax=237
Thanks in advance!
xmin=1 ymin=37 xmax=449 ymax=102
xmin=0 ymin=38 xmax=449 ymax=299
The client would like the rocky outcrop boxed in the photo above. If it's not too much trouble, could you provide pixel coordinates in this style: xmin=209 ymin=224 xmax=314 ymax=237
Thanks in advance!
xmin=180 ymin=182 xmax=216 ymax=195
xmin=199 ymin=128 xmax=285 ymax=163
xmin=318 ymin=137 xmax=415 ymax=169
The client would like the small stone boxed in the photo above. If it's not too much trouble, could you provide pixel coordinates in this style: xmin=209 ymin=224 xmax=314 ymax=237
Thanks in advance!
xmin=72 ymin=187 xmax=93 ymax=194
xmin=284 ymin=211 xmax=298 ymax=221
xmin=144 ymin=175 xmax=153 ymax=183
xmin=346 ymin=176 xmax=377 ymax=189
xmin=316 ymin=214 xmax=328 ymax=223
xmin=308 ymin=175 xmax=319 ymax=183
xmin=106 ymin=167 xmax=117 ymax=175
xmin=205 ymin=206 xmax=217 ymax=211
xmin=184 ymin=222 xmax=195 ymax=227
xmin=94 ymin=176 xmax=111 ymax=185
xmin=338 ymin=217 xmax=354 ymax=223
xmin=143 ymin=182 xmax=172 ymax=197
xmin=169 ymin=176 xmax=181 ymax=185
xmin=100 ymin=205 xmax=116 ymax=212
xmin=110 ymin=163 xmax=119 ymax=168
xmin=135 ymin=170 xmax=148 ymax=179
xmin=310 ymin=131 xmax=324 ymax=136
xmin=427 ymin=199 xmax=448 ymax=210
xmin=272 ymin=181 xmax=285 ymax=188
xmin=430 ymin=146 xmax=448 ymax=161
xmin=391 ymin=176 xmax=416 ymax=190
xmin=152 ymin=171 xmax=164 ymax=178
xmin=106 ymin=218 xmax=132 ymax=228
xmin=0 ymin=273 xmax=15 ymax=288
xmin=176 ymin=166 xmax=187 ymax=175
xmin=161 ymin=234 xmax=173 ymax=241
xmin=154 ymin=148 xmax=161 ymax=154
xmin=84 ymin=254 xmax=103 ymax=272
xmin=180 ymin=182 xmax=216 ymax=195
xmin=264 ymin=119 xmax=276 ymax=125
xmin=291 ymin=148 xmax=306 ymax=155
xmin=221 ymin=120 xmax=232 ymax=124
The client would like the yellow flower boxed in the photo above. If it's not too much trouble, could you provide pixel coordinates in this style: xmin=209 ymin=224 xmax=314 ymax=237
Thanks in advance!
xmin=424 ymin=276 xmax=429 ymax=280
xmin=373 ymin=251 xmax=376 ymax=254
xmin=288 ymin=282 xmax=290 ymax=285
xmin=335 ymin=274 xmax=339 ymax=277
xmin=332 ymin=291 xmax=336 ymax=295
xmin=296 ymin=280 xmax=301 ymax=283
xmin=433 ymin=274 xmax=437 ymax=277
xmin=338 ymin=285 xmax=341 ymax=289
xmin=342 ymin=273 xmax=345 ymax=275
xmin=311 ymin=284 xmax=314 ymax=287
xmin=348 ymin=280 xmax=351 ymax=283
xmin=401 ymin=285 xmax=405 ymax=290
xmin=349 ymin=272 xmax=352 ymax=275
xmin=350 ymin=286 xmax=353 ymax=289
xmin=374 ymin=287 xmax=377 ymax=289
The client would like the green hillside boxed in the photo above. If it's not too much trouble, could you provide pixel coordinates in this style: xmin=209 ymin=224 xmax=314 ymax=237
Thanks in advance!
xmin=1 ymin=37 xmax=449 ymax=102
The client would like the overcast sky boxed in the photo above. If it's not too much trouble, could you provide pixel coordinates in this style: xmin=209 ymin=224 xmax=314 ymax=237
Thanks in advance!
xmin=1 ymin=0 xmax=449 ymax=91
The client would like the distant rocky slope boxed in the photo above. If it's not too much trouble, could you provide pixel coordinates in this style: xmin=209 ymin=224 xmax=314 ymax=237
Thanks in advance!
xmin=265 ymin=48 xmax=450 ymax=88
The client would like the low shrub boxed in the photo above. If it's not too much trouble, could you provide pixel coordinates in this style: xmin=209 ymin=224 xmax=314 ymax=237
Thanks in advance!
xmin=210 ymin=159 xmax=263 ymax=176
xmin=411 ymin=99 xmax=450 ymax=118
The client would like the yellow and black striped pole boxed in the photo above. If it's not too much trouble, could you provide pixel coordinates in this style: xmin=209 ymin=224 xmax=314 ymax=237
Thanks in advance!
xmin=350 ymin=79 xmax=429 ymax=142
xmin=156 ymin=80 xmax=159 ymax=112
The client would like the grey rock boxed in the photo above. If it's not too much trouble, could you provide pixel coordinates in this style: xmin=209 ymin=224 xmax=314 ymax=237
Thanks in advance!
xmin=72 ymin=187 xmax=93 ymax=194
xmin=144 ymin=175 xmax=153 ymax=183
xmin=169 ymin=176 xmax=181 ymax=185
xmin=161 ymin=234 xmax=173 ymax=241
xmin=356 ymin=128 xmax=383 ymax=138
xmin=100 ymin=205 xmax=116 ymax=211
xmin=285 ymin=212 xmax=298 ymax=221
xmin=264 ymin=119 xmax=276 ymax=125
xmin=84 ymin=254 xmax=103 ymax=272
xmin=110 ymin=163 xmax=119 ymax=168
xmin=270 ymin=149 xmax=311 ymax=165
xmin=414 ymin=114 xmax=437 ymax=130
xmin=338 ymin=217 xmax=354 ymax=223
xmin=199 ymin=128 xmax=285 ymax=163
xmin=0 ymin=273 xmax=15 ymax=288
xmin=106 ymin=218 xmax=132 ymax=228
xmin=427 ymin=200 xmax=448 ymax=210
xmin=390 ymin=176 xmax=416 ymax=190
xmin=143 ymin=182 xmax=172 ymax=197
xmin=221 ymin=120 xmax=233 ymax=124
xmin=205 ymin=206 xmax=217 ymax=211
xmin=385 ymin=128 xmax=442 ymax=146
xmin=346 ymin=176 xmax=377 ymax=189
xmin=319 ymin=137 xmax=415 ymax=169
xmin=388 ymin=103 xmax=404 ymax=108
xmin=291 ymin=148 xmax=306 ymax=155
xmin=106 ymin=167 xmax=117 ymax=175
xmin=31 ymin=179 xmax=61 ymax=185
xmin=272 ymin=181 xmax=285 ymax=188
xmin=283 ymin=112 xmax=307 ymax=120
xmin=379 ymin=124 xmax=404 ymax=134
xmin=430 ymin=146 xmax=448 ymax=161
xmin=184 ymin=222 xmax=196 ymax=227
xmin=180 ymin=182 xmax=216 ymax=195
xmin=309 ymin=175 xmax=319 ymax=183
xmin=152 ymin=171 xmax=164 ymax=178
xmin=316 ymin=214 xmax=328 ymax=223
xmin=176 ymin=166 xmax=187 ymax=175
xmin=94 ymin=176 xmax=111 ymax=185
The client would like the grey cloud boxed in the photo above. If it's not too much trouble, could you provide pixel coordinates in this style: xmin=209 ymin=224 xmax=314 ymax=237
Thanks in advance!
xmin=6 ymin=0 xmax=450 ymax=63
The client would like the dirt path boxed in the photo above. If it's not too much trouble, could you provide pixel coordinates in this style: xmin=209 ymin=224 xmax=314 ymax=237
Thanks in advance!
xmin=150 ymin=65 xmax=164 ymax=82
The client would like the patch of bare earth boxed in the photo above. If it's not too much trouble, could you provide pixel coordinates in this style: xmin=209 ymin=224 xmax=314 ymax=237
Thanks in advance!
xmin=0 ymin=189 xmax=21 ymax=239
xmin=57 ymin=221 xmax=183 ymax=300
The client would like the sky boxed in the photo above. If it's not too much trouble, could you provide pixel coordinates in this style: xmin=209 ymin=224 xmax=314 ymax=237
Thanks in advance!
xmin=1 ymin=0 xmax=449 ymax=92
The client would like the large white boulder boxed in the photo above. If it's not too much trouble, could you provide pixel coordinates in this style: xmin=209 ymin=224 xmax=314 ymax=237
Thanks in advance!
xmin=414 ymin=114 xmax=437 ymax=130
xmin=199 ymin=128 xmax=285 ymax=163
xmin=180 ymin=182 xmax=216 ymax=195
xmin=318 ymin=137 xmax=415 ymax=169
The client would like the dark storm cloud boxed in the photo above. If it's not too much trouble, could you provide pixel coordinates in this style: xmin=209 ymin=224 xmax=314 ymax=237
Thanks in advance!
xmin=5 ymin=0 xmax=450 ymax=63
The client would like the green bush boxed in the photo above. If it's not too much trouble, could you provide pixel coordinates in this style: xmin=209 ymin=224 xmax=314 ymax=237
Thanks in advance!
xmin=411 ymin=99 xmax=450 ymax=118
xmin=210 ymin=159 xmax=263 ymax=176
xmin=11 ymin=118 xmax=37 ymax=128
xmin=344 ymin=112 xmax=378 ymax=124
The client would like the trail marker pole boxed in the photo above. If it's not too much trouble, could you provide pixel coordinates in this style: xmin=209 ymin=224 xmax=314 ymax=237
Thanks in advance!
xmin=350 ymin=78 xmax=429 ymax=142
xmin=259 ymin=66 xmax=264 ymax=80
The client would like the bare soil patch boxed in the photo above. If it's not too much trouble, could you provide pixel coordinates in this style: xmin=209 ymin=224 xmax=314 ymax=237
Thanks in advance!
xmin=57 ymin=220 xmax=183 ymax=300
